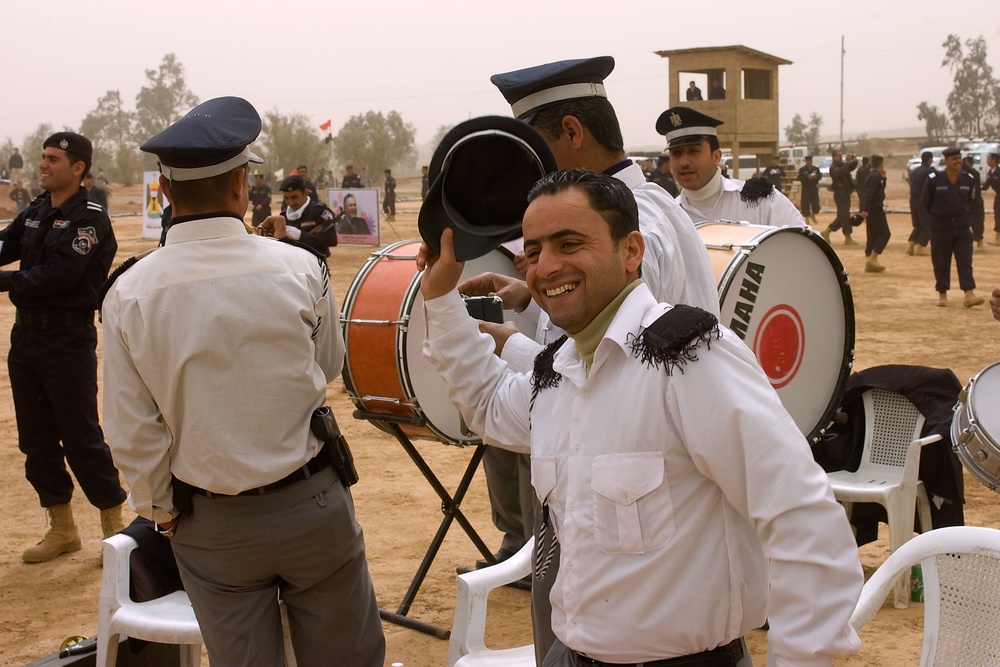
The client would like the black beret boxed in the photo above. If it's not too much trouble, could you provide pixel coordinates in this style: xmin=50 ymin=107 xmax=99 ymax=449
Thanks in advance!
xmin=44 ymin=132 xmax=92 ymax=159
xmin=140 ymin=96 xmax=263 ymax=181
xmin=280 ymin=176 xmax=305 ymax=192
xmin=418 ymin=116 xmax=557 ymax=261
xmin=491 ymin=56 xmax=615 ymax=120
xmin=941 ymin=147 xmax=961 ymax=157
xmin=655 ymin=107 xmax=724 ymax=149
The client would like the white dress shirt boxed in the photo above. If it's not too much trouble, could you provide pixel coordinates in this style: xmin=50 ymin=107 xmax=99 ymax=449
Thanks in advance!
xmin=679 ymin=169 xmax=807 ymax=227
xmin=102 ymin=216 xmax=342 ymax=523
xmin=423 ymin=283 xmax=862 ymax=666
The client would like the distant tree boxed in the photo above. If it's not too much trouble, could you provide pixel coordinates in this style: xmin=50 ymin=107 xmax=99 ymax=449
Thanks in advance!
xmin=134 ymin=54 xmax=199 ymax=168
xmin=256 ymin=110 xmax=333 ymax=181
xmin=331 ymin=111 xmax=416 ymax=177
xmin=784 ymin=113 xmax=823 ymax=154
xmin=431 ymin=124 xmax=454 ymax=148
xmin=21 ymin=123 xmax=56 ymax=183
xmin=847 ymin=133 xmax=873 ymax=157
xmin=81 ymin=90 xmax=140 ymax=186
xmin=916 ymin=102 xmax=950 ymax=142
xmin=941 ymin=34 xmax=1000 ymax=137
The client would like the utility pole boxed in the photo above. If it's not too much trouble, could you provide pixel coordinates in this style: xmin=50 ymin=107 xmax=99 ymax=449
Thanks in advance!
xmin=840 ymin=36 xmax=845 ymax=149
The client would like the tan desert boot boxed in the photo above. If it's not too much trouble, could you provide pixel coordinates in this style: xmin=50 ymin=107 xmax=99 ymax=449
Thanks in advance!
xmin=23 ymin=504 xmax=81 ymax=563
xmin=964 ymin=290 xmax=985 ymax=308
xmin=100 ymin=504 xmax=126 ymax=539
xmin=937 ymin=292 xmax=948 ymax=307
xmin=844 ymin=234 xmax=859 ymax=246
xmin=821 ymin=227 xmax=832 ymax=243
xmin=865 ymin=253 xmax=886 ymax=273
xmin=906 ymin=241 xmax=915 ymax=255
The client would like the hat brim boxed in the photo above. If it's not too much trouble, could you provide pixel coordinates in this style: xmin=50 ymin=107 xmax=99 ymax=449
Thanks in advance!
xmin=419 ymin=116 xmax=557 ymax=262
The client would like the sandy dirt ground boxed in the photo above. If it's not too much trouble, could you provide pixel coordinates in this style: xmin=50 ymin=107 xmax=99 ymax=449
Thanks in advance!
xmin=0 ymin=171 xmax=999 ymax=666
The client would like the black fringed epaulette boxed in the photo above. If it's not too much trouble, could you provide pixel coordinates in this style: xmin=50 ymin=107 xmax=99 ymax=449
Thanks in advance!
xmin=531 ymin=335 xmax=568 ymax=391
xmin=98 ymin=248 xmax=158 ymax=320
xmin=739 ymin=177 xmax=776 ymax=208
xmin=627 ymin=304 xmax=721 ymax=375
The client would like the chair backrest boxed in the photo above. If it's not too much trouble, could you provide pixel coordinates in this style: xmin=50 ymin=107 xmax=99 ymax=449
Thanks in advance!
xmin=850 ymin=526 xmax=1000 ymax=666
xmin=863 ymin=389 xmax=925 ymax=470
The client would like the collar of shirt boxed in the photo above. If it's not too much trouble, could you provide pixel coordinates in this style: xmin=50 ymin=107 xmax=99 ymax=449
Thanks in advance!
xmin=602 ymin=159 xmax=633 ymax=177
xmin=284 ymin=197 xmax=312 ymax=221
xmin=164 ymin=215 xmax=249 ymax=244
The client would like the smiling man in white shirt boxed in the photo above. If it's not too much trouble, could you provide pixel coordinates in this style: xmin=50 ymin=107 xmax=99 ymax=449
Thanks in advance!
xmin=419 ymin=169 xmax=862 ymax=667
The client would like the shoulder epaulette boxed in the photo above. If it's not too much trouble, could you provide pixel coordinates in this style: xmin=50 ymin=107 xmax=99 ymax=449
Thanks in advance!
xmin=99 ymin=248 xmax=158 ymax=318
xmin=531 ymin=335 xmax=569 ymax=391
xmin=739 ymin=177 xmax=775 ymax=208
xmin=627 ymin=304 xmax=721 ymax=375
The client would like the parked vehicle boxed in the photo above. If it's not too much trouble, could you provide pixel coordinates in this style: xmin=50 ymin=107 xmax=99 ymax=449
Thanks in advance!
xmin=905 ymin=146 xmax=948 ymax=182
xmin=961 ymin=143 xmax=999 ymax=184
xmin=722 ymin=154 xmax=760 ymax=179
xmin=779 ymin=146 xmax=809 ymax=171
xmin=817 ymin=156 xmax=833 ymax=190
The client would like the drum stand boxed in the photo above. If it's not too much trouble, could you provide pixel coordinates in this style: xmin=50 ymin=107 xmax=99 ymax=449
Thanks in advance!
xmin=359 ymin=415 xmax=495 ymax=639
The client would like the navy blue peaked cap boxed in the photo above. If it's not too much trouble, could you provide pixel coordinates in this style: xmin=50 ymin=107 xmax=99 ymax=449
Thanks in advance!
xmin=418 ymin=116 xmax=557 ymax=261
xmin=491 ymin=56 xmax=615 ymax=120
xmin=656 ymin=106 xmax=724 ymax=149
xmin=140 ymin=96 xmax=263 ymax=181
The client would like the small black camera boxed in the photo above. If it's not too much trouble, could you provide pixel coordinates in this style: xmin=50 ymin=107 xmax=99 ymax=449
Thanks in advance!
xmin=463 ymin=295 xmax=504 ymax=324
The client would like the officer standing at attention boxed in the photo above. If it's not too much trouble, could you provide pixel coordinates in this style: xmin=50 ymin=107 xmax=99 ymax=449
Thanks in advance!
xmin=342 ymin=163 xmax=362 ymax=188
xmin=923 ymin=146 xmax=985 ymax=308
xmin=249 ymin=172 xmax=272 ymax=227
xmin=259 ymin=175 xmax=339 ymax=258
xmin=658 ymin=106 xmax=806 ymax=227
xmin=0 ymin=132 xmax=126 ymax=563
xmin=906 ymin=151 xmax=935 ymax=255
xmin=382 ymin=168 xmax=396 ymax=220
xmin=796 ymin=154 xmax=821 ymax=226
xmin=985 ymin=152 xmax=1000 ymax=246
xmin=823 ymin=150 xmax=859 ymax=246
xmin=102 ymin=97 xmax=384 ymax=666
xmin=763 ymin=154 xmax=786 ymax=193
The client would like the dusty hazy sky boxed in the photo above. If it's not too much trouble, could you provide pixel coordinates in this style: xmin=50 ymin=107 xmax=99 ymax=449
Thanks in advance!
xmin=2 ymin=0 xmax=997 ymax=160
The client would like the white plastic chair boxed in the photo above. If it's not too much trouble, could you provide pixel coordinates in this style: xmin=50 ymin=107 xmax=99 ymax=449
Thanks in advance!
xmin=97 ymin=533 xmax=202 ymax=667
xmin=850 ymin=526 xmax=1000 ymax=665
xmin=827 ymin=388 xmax=942 ymax=608
xmin=448 ymin=538 xmax=535 ymax=667
xmin=98 ymin=533 xmax=298 ymax=667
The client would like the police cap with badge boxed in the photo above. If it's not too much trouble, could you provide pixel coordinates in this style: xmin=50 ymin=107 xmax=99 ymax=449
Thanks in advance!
xmin=418 ymin=116 xmax=557 ymax=261
xmin=44 ymin=132 xmax=93 ymax=161
xmin=490 ymin=55 xmax=616 ymax=120
xmin=655 ymin=106 xmax=724 ymax=149
xmin=139 ymin=96 xmax=264 ymax=181
xmin=280 ymin=175 xmax=306 ymax=192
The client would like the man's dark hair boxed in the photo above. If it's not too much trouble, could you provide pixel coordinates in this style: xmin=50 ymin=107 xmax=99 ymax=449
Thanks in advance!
xmin=166 ymin=166 xmax=245 ymax=209
xmin=527 ymin=169 xmax=638 ymax=243
xmin=297 ymin=164 xmax=308 ymax=171
xmin=871 ymin=154 xmax=884 ymax=169
xmin=530 ymin=97 xmax=625 ymax=155
xmin=344 ymin=193 xmax=356 ymax=206
xmin=65 ymin=151 xmax=92 ymax=181
xmin=921 ymin=151 xmax=933 ymax=163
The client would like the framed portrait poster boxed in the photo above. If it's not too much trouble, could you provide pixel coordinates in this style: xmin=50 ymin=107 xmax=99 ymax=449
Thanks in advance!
xmin=328 ymin=188 xmax=380 ymax=245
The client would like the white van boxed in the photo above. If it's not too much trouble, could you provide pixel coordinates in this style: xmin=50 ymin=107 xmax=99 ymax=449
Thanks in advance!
xmin=723 ymin=154 xmax=760 ymax=178
xmin=962 ymin=143 xmax=999 ymax=184
xmin=779 ymin=146 xmax=809 ymax=171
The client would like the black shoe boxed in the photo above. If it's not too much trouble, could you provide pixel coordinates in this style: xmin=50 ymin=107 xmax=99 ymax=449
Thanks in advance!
xmin=475 ymin=548 xmax=517 ymax=569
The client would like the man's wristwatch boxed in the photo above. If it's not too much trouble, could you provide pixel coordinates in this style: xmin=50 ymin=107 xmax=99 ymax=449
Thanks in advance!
xmin=157 ymin=521 xmax=178 ymax=539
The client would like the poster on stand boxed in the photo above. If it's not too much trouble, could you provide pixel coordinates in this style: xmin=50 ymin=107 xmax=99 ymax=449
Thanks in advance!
xmin=328 ymin=188 xmax=379 ymax=245
xmin=141 ymin=171 xmax=165 ymax=240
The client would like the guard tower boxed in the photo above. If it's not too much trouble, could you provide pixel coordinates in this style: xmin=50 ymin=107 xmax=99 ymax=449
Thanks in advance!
xmin=655 ymin=45 xmax=791 ymax=178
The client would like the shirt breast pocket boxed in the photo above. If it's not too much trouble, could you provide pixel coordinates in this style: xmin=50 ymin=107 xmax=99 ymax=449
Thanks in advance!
xmin=591 ymin=452 xmax=674 ymax=554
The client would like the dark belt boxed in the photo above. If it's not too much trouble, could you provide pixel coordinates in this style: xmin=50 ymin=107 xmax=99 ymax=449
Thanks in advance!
xmin=15 ymin=309 xmax=93 ymax=330
xmin=573 ymin=638 xmax=744 ymax=667
xmin=191 ymin=446 xmax=331 ymax=497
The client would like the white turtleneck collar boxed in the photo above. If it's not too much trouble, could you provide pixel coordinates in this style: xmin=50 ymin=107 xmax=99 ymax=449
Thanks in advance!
xmin=284 ymin=196 xmax=312 ymax=221
xmin=683 ymin=167 xmax=724 ymax=203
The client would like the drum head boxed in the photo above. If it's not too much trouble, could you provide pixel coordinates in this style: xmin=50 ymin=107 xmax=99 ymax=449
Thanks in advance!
xmin=697 ymin=222 xmax=855 ymax=443
xmin=968 ymin=361 xmax=1000 ymax=445
xmin=403 ymin=249 xmax=534 ymax=444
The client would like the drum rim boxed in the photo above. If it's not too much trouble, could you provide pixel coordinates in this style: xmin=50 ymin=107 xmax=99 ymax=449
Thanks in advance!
xmin=696 ymin=221 xmax=856 ymax=444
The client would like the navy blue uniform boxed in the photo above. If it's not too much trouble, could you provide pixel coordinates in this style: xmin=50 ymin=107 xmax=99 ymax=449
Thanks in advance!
xmin=0 ymin=186 xmax=125 ymax=509
xmin=908 ymin=163 xmax=934 ymax=246
xmin=288 ymin=199 xmax=339 ymax=257
xmin=965 ymin=166 xmax=985 ymax=242
xmin=250 ymin=184 xmax=272 ymax=226
xmin=341 ymin=173 xmax=362 ymax=188
xmin=829 ymin=158 xmax=858 ymax=235
xmin=762 ymin=164 xmax=785 ymax=193
xmin=797 ymin=164 xmax=821 ymax=217
xmin=923 ymin=169 xmax=977 ymax=293
xmin=382 ymin=175 xmax=396 ymax=216
xmin=985 ymin=165 xmax=1000 ymax=233
xmin=861 ymin=169 xmax=889 ymax=256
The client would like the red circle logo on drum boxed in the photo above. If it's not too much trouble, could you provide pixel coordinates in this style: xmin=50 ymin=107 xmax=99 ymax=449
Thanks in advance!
xmin=752 ymin=305 xmax=804 ymax=389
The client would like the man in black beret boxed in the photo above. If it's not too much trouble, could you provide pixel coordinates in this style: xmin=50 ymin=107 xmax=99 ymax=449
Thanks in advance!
xmin=923 ymin=146 xmax=984 ymax=307
xmin=341 ymin=163 xmax=362 ymax=188
xmin=0 ymin=131 xmax=127 ymax=563
xmin=259 ymin=175 xmax=339 ymax=257
xmin=249 ymin=172 xmax=272 ymax=227
xmin=101 ymin=96 xmax=384 ymax=666
xmin=382 ymin=168 xmax=396 ymax=221
xmin=797 ymin=155 xmax=821 ymax=227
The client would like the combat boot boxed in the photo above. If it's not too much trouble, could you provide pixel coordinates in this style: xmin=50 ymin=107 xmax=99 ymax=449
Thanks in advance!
xmin=844 ymin=234 xmax=859 ymax=246
xmin=906 ymin=241 xmax=915 ymax=255
xmin=991 ymin=232 xmax=1000 ymax=246
xmin=100 ymin=504 xmax=126 ymax=539
xmin=937 ymin=292 xmax=947 ymax=307
xmin=820 ymin=226 xmax=832 ymax=243
xmin=23 ymin=504 xmax=81 ymax=563
xmin=864 ymin=253 xmax=885 ymax=273
xmin=976 ymin=239 xmax=985 ymax=250
xmin=964 ymin=290 xmax=985 ymax=308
